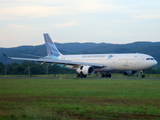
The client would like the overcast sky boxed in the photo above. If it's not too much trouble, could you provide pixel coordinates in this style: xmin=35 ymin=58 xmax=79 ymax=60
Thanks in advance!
xmin=0 ymin=0 xmax=160 ymax=47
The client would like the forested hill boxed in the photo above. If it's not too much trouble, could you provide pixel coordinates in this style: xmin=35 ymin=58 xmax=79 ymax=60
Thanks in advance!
xmin=0 ymin=41 xmax=160 ymax=66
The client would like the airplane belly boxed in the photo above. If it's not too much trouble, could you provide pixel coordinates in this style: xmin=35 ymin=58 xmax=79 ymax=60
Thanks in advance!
xmin=95 ymin=66 xmax=114 ymax=72
xmin=111 ymin=59 xmax=137 ymax=71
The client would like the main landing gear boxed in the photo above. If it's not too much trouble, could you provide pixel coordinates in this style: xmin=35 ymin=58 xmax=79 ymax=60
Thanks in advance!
xmin=76 ymin=73 xmax=112 ymax=78
xmin=76 ymin=73 xmax=87 ymax=78
xmin=101 ymin=73 xmax=111 ymax=78
xmin=140 ymin=70 xmax=145 ymax=78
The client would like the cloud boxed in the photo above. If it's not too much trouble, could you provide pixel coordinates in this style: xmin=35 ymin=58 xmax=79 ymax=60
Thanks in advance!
xmin=1 ymin=0 xmax=160 ymax=47
xmin=135 ymin=14 xmax=160 ymax=19
xmin=54 ymin=21 xmax=78 ymax=27
xmin=9 ymin=24 xmax=37 ymax=30
xmin=0 ymin=0 xmax=116 ymax=20
xmin=0 ymin=6 xmax=55 ymax=20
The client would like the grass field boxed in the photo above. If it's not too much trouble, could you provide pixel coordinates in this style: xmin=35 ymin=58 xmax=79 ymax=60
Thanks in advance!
xmin=0 ymin=78 xmax=160 ymax=120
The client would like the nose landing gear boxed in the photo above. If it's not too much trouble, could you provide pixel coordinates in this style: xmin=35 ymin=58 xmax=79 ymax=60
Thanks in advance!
xmin=140 ymin=70 xmax=145 ymax=78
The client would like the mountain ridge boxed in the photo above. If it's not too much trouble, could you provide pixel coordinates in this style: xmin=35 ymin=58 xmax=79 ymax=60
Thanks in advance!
xmin=0 ymin=41 xmax=160 ymax=66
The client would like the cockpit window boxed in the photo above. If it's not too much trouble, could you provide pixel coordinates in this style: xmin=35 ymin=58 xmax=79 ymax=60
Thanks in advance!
xmin=146 ymin=58 xmax=154 ymax=60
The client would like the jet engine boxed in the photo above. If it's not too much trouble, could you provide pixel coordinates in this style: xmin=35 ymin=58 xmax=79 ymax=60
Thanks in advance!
xmin=124 ymin=71 xmax=137 ymax=75
xmin=76 ymin=66 xmax=95 ymax=75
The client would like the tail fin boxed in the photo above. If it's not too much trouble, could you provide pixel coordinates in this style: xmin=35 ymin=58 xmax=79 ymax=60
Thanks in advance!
xmin=43 ymin=33 xmax=62 ymax=57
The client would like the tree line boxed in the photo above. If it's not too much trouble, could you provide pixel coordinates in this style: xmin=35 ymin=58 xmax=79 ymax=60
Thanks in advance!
xmin=0 ymin=61 xmax=75 ymax=76
xmin=0 ymin=61 xmax=159 ymax=76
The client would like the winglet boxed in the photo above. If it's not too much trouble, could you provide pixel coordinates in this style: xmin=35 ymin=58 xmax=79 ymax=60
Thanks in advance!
xmin=2 ymin=53 xmax=11 ymax=59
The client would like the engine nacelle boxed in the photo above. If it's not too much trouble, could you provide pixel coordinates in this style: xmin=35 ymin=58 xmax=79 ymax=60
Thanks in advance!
xmin=124 ymin=71 xmax=137 ymax=75
xmin=76 ymin=66 xmax=95 ymax=75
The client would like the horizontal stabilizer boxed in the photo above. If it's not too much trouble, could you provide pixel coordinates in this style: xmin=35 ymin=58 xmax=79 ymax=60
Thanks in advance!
xmin=2 ymin=53 xmax=11 ymax=59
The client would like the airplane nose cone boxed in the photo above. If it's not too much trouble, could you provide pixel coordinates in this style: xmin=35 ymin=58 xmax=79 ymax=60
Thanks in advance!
xmin=147 ymin=60 xmax=157 ymax=69
xmin=150 ymin=60 xmax=158 ymax=68
xmin=146 ymin=59 xmax=158 ymax=69
xmin=154 ymin=60 xmax=158 ymax=66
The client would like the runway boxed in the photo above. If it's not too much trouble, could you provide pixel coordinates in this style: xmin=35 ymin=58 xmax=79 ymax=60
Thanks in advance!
xmin=0 ymin=76 xmax=159 ymax=80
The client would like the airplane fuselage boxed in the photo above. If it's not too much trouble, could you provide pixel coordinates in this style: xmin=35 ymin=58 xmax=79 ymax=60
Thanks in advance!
xmin=58 ymin=53 xmax=157 ymax=72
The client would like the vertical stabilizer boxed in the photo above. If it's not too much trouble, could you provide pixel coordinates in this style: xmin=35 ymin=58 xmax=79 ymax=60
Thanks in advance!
xmin=44 ymin=33 xmax=62 ymax=57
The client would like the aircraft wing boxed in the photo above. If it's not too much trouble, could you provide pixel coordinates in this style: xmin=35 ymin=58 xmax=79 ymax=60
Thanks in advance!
xmin=3 ymin=53 xmax=105 ymax=68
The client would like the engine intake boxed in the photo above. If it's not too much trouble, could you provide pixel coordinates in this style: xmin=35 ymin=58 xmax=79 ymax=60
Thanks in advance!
xmin=76 ymin=66 xmax=95 ymax=75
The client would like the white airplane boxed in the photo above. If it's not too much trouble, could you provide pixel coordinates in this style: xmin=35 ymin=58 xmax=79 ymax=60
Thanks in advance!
xmin=3 ymin=33 xmax=157 ymax=78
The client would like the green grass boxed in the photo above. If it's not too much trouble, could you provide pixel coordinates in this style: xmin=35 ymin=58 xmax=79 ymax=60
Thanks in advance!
xmin=0 ymin=78 xmax=160 ymax=120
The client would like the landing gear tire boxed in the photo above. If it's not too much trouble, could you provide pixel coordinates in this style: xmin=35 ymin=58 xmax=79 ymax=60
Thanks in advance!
xmin=141 ymin=75 xmax=145 ymax=78
xmin=76 ymin=73 xmax=80 ymax=78
xmin=105 ymin=74 xmax=108 ymax=78
xmin=83 ymin=75 xmax=87 ymax=78
xmin=80 ymin=74 xmax=84 ymax=78
xmin=101 ymin=74 xmax=105 ymax=78
xmin=108 ymin=73 xmax=111 ymax=78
